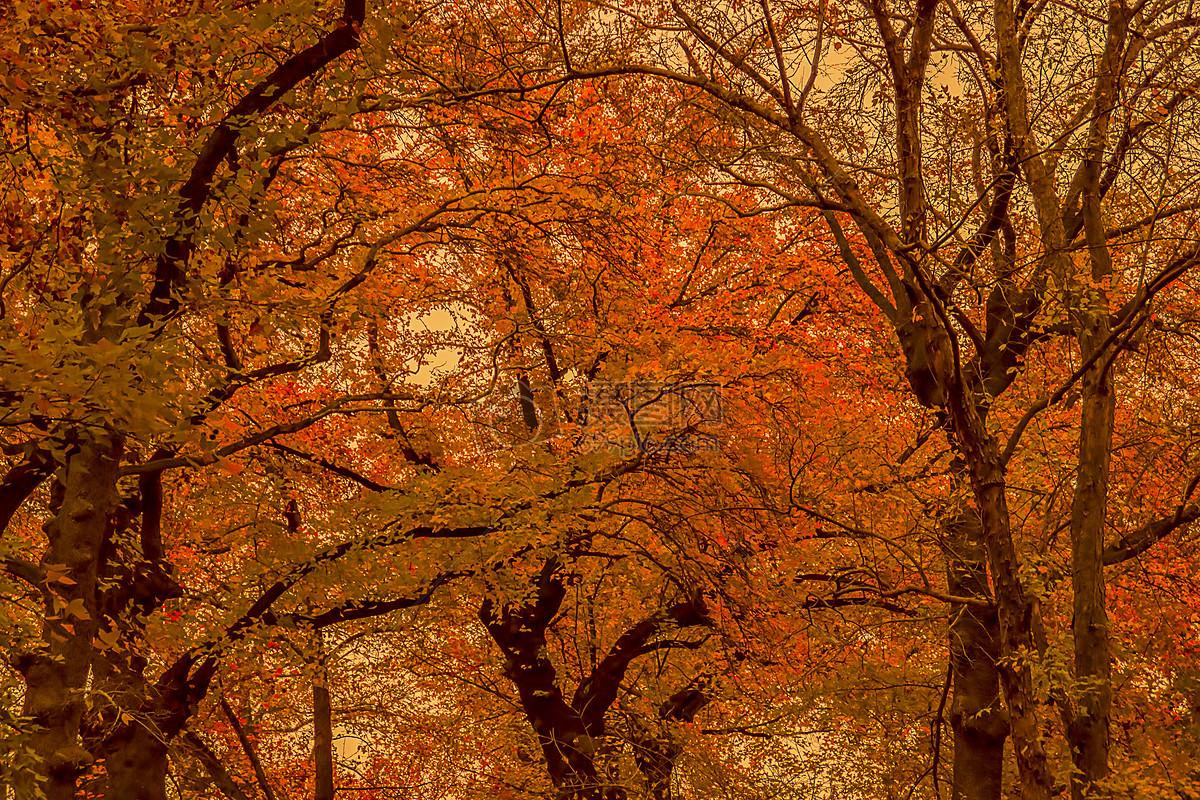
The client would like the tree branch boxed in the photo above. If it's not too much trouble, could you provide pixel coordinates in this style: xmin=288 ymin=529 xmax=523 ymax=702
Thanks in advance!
xmin=140 ymin=0 xmax=368 ymax=324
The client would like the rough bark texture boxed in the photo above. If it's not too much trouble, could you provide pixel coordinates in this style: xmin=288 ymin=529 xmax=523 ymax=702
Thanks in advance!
xmin=945 ymin=510 xmax=1008 ymax=800
xmin=954 ymin=422 xmax=1055 ymax=800
xmin=88 ymin=649 xmax=213 ymax=799
xmin=1067 ymin=358 xmax=1114 ymax=800
xmin=18 ymin=432 xmax=123 ymax=800
xmin=94 ymin=725 xmax=171 ymax=800
xmin=1066 ymin=233 xmax=1116 ymax=798
xmin=901 ymin=304 xmax=1054 ymax=799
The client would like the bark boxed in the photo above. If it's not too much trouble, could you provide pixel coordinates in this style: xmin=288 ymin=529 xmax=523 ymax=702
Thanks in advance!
xmin=18 ymin=432 xmax=123 ymax=800
xmin=483 ymin=560 xmax=710 ymax=800
xmin=313 ymin=633 xmax=335 ymax=800
xmin=945 ymin=509 xmax=1008 ymax=800
xmin=479 ymin=563 xmax=609 ymax=799
xmin=847 ymin=7 xmax=1062 ymax=787
xmin=0 ymin=449 xmax=52 ymax=533
xmin=872 ymin=34 xmax=1056 ymax=793
xmin=89 ymin=653 xmax=214 ymax=800
xmin=892 ymin=282 xmax=1049 ymax=799
xmin=1102 ymin=505 xmax=1200 ymax=565
xmin=89 ymin=544 xmax=462 ymax=799
xmin=920 ymin=311 xmax=1055 ymax=799
xmin=1067 ymin=353 xmax=1114 ymax=800
xmin=93 ymin=725 xmax=172 ymax=800
xmin=960 ymin=451 xmax=1055 ymax=800
xmin=1068 ymin=152 xmax=1118 ymax=800
xmin=1064 ymin=4 xmax=1127 ymax=793
xmin=91 ymin=569 xmax=452 ymax=800
xmin=18 ymin=1 xmax=374 ymax=796
xmin=223 ymin=697 xmax=281 ymax=800
xmin=572 ymin=596 xmax=710 ymax=738
xmin=80 ymin=463 xmax=186 ymax=800
xmin=1065 ymin=217 xmax=1117 ymax=797
xmin=867 ymin=0 xmax=938 ymax=243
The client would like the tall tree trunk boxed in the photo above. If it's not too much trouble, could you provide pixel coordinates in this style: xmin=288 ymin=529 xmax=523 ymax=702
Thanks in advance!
xmin=313 ymin=632 xmax=335 ymax=800
xmin=80 ymin=464 xmax=186 ymax=800
xmin=94 ymin=725 xmax=171 ymax=800
xmin=1067 ymin=304 xmax=1115 ymax=799
xmin=1065 ymin=4 xmax=1125 ymax=788
xmin=970 ymin=476 xmax=1054 ymax=800
xmin=1067 ymin=367 xmax=1113 ymax=798
xmin=935 ymin=322 xmax=1056 ymax=799
xmin=18 ymin=432 xmax=123 ymax=800
xmin=945 ymin=508 xmax=1008 ymax=800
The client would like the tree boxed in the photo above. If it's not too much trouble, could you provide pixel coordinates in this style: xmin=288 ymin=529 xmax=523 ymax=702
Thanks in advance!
xmin=6 ymin=0 xmax=1200 ymax=798
xmin=0 ymin=0 xmax=592 ymax=795
xmin=542 ymin=0 xmax=1200 ymax=796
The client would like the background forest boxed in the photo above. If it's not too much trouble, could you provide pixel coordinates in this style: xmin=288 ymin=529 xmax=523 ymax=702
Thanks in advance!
xmin=2 ymin=0 xmax=1200 ymax=798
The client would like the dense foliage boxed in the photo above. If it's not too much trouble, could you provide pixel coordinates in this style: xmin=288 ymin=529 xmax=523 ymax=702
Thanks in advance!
xmin=2 ymin=0 xmax=1199 ymax=798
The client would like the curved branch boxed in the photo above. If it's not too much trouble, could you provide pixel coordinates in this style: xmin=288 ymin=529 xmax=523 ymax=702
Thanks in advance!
xmin=140 ymin=0 xmax=368 ymax=324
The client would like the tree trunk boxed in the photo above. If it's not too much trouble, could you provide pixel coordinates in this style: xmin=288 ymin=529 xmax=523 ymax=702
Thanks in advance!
xmin=945 ymin=509 xmax=1008 ymax=800
xmin=969 ymin=472 xmax=1055 ymax=800
xmin=313 ymin=633 xmax=335 ymax=800
xmin=94 ymin=726 xmax=171 ymax=800
xmin=938 ymin=329 xmax=1056 ymax=799
xmin=19 ymin=432 xmax=123 ymax=800
xmin=1065 ymin=8 xmax=1124 ymax=785
xmin=480 ymin=565 xmax=610 ymax=799
xmin=87 ymin=659 xmax=200 ymax=800
xmin=1067 ymin=324 xmax=1114 ymax=798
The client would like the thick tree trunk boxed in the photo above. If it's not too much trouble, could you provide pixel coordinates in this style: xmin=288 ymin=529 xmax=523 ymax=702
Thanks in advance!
xmin=945 ymin=509 xmax=1008 ymax=800
xmin=969 ymin=471 xmax=1055 ymax=800
xmin=19 ymin=432 xmax=123 ymax=800
xmin=87 ymin=661 xmax=197 ymax=800
xmin=78 ymin=464 xmax=188 ymax=800
xmin=94 ymin=726 xmax=171 ymax=800
xmin=1065 ymin=8 xmax=1124 ymax=786
xmin=480 ymin=565 xmax=610 ymax=799
xmin=934 ymin=323 xmax=1055 ymax=799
